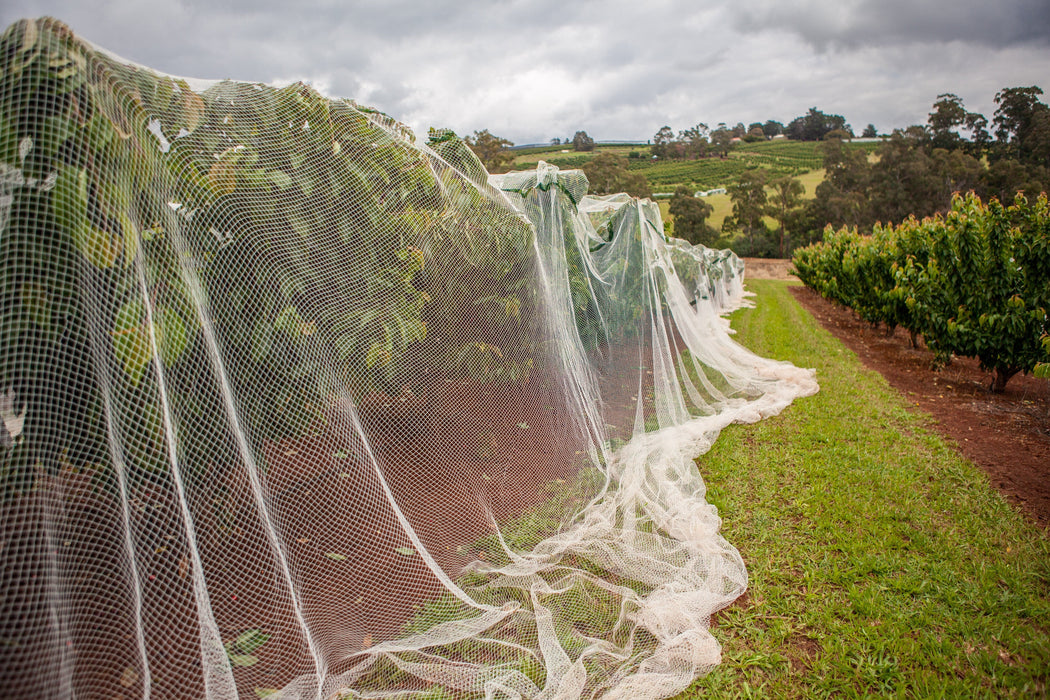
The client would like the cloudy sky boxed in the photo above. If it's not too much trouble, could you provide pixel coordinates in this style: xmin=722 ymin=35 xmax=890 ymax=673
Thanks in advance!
xmin=2 ymin=0 xmax=1048 ymax=145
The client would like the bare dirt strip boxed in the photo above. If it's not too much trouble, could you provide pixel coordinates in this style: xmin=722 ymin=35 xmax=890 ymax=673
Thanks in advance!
xmin=785 ymin=282 xmax=1050 ymax=528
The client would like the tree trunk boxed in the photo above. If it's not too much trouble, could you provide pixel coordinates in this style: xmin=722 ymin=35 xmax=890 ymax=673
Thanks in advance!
xmin=908 ymin=329 xmax=919 ymax=348
xmin=990 ymin=366 xmax=1019 ymax=393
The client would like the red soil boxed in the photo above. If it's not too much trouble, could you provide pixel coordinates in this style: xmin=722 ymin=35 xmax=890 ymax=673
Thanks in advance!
xmin=790 ymin=284 xmax=1050 ymax=528
xmin=0 ymin=372 xmax=592 ymax=698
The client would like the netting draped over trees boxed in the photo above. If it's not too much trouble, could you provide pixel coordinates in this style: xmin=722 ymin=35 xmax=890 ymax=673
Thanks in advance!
xmin=0 ymin=18 xmax=817 ymax=699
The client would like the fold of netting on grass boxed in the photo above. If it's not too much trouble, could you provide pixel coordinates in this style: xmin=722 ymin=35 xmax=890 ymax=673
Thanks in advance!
xmin=0 ymin=18 xmax=816 ymax=699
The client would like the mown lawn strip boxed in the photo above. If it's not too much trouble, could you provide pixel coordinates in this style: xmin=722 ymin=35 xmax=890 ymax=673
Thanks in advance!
xmin=678 ymin=279 xmax=1050 ymax=699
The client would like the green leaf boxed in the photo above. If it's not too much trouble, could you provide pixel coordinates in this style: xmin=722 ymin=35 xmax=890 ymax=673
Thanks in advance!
xmin=156 ymin=308 xmax=190 ymax=367
xmin=395 ymin=547 xmax=416 ymax=557
xmin=274 ymin=305 xmax=305 ymax=335
xmin=118 ymin=213 xmax=140 ymax=267
xmin=52 ymin=165 xmax=88 ymax=232
xmin=365 ymin=343 xmax=390 ymax=368
xmin=71 ymin=222 xmax=121 ymax=269
xmin=254 ymin=690 xmax=280 ymax=699
xmin=251 ymin=319 xmax=273 ymax=362
xmin=20 ymin=283 xmax=51 ymax=331
xmin=233 ymin=629 xmax=270 ymax=655
xmin=86 ymin=112 xmax=118 ymax=150
xmin=267 ymin=170 xmax=292 ymax=190
xmin=325 ymin=552 xmax=347 ymax=561
xmin=227 ymin=653 xmax=258 ymax=668
xmin=112 ymin=301 xmax=152 ymax=385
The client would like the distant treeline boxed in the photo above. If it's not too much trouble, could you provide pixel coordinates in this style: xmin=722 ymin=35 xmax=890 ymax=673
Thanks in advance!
xmin=657 ymin=87 xmax=1049 ymax=258
xmin=465 ymin=86 xmax=1048 ymax=258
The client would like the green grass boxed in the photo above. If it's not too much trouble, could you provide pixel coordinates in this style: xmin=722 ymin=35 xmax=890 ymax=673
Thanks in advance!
xmin=382 ymin=279 xmax=1048 ymax=698
xmin=663 ymin=172 xmax=820 ymax=237
xmin=795 ymin=168 xmax=825 ymax=198
xmin=657 ymin=197 xmax=732 ymax=233
xmin=675 ymin=279 xmax=1050 ymax=699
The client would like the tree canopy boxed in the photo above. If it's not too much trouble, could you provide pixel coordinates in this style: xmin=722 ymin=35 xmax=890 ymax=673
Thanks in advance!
xmin=464 ymin=129 xmax=515 ymax=172
xmin=572 ymin=130 xmax=596 ymax=151
xmin=724 ymin=169 xmax=771 ymax=255
xmin=668 ymin=186 xmax=716 ymax=246
xmin=795 ymin=86 xmax=1049 ymax=246
xmin=994 ymin=86 xmax=1050 ymax=164
xmin=785 ymin=107 xmax=852 ymax=141
xmin=581 ymin=153 xmax=652 ymax=198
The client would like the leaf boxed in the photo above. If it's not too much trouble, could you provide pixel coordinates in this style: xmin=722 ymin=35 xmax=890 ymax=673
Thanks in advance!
xmin=119 ymin=665 xmax=139 ymax=688
xmin=179 ymin=86 xmax=205 ymax=133
xmin=118 ymin=213 xmax=141 ymax=267
xmin=517 ymin=422 xmax=530 ymax=430
xmin=52 ymin=165 xmax=86 ymax=229
xmin=72 ymin=222 xmax=121 ymax=269
xmin=255 ymin=690 xmax=280 ymax=699
xmin=19 ymin=19 xmax=38 ymax=57
xmin=267 ymin=170 xmax=293 ymax=190
xmin=207 ymin=161 xmax=236 ymax=196
xmin=151 ymin=77 xmax=174 ymax=112
xmin=156 ymin=308 xmax=190 ymax=367
xmin=20 ymin=283 xmax=51 ymax=331
xmin=274 ymin=305 xmax=305 ymax=335
xmin=227 ymin=653 xmax=258 ymax=667
xmin=234 ymin=629 xmax=270 ymax=655
xmin=365 ymin=343 xmax=391 ymax=368
xmin=333 ymin=449 xmax=348 ymax=459
xmin=250 ymin=318 xmax=273 ymax=362
xmin=395 ymin=547 xmax=416 ymax=557
xmin=52 ymin=62 xmax=79 ymax=81
xmin=112 ymin=301 xmax=153 ymax=385
xmin=325 ymin=552 xmax=347 ymax=561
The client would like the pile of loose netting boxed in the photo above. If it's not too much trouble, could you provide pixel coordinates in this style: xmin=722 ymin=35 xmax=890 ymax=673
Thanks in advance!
xmin=0 ymin=18 xmax=817 ymax=699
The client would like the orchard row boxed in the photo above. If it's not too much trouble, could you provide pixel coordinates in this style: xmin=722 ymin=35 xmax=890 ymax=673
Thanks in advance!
xmin=792 ymin=193 xmax=1050 ymax=391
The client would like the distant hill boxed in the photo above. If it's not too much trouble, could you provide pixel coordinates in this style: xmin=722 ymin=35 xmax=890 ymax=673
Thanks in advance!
xmin=510 ymin=139 xmax=880 ymax=193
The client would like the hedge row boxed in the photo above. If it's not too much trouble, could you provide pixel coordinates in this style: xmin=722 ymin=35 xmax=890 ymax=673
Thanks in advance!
xmin=792 ymin=193 xmax=1050 ymax=391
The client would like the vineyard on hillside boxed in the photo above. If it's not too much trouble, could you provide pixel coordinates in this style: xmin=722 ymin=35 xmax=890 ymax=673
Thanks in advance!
xmin=513 ymin=140 xmax=878 ymax=192
xmin=733 ymin=138 xmax=878 ymax=172
xmin=792 ymin=193 xmax=1050 ymax=391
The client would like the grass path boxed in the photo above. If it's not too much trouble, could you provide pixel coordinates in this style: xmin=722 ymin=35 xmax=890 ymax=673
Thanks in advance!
xmin=677 ymin=279 xmax=1050 ymax=699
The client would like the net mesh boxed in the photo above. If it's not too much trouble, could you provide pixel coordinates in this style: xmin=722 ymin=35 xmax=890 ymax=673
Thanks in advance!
xmin=0 ymin=18 xmax=817 ymax=699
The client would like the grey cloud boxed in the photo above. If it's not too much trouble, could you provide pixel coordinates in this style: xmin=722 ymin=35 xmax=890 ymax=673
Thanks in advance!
xmin=731 ymin=0 xmax=1050 ymax=50
xmin=1 ymin=1 xmax=1048 ymax=144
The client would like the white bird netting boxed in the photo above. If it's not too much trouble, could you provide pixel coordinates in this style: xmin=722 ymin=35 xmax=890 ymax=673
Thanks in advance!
xmin=0 ymin=18 xmax=817 ymax=699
